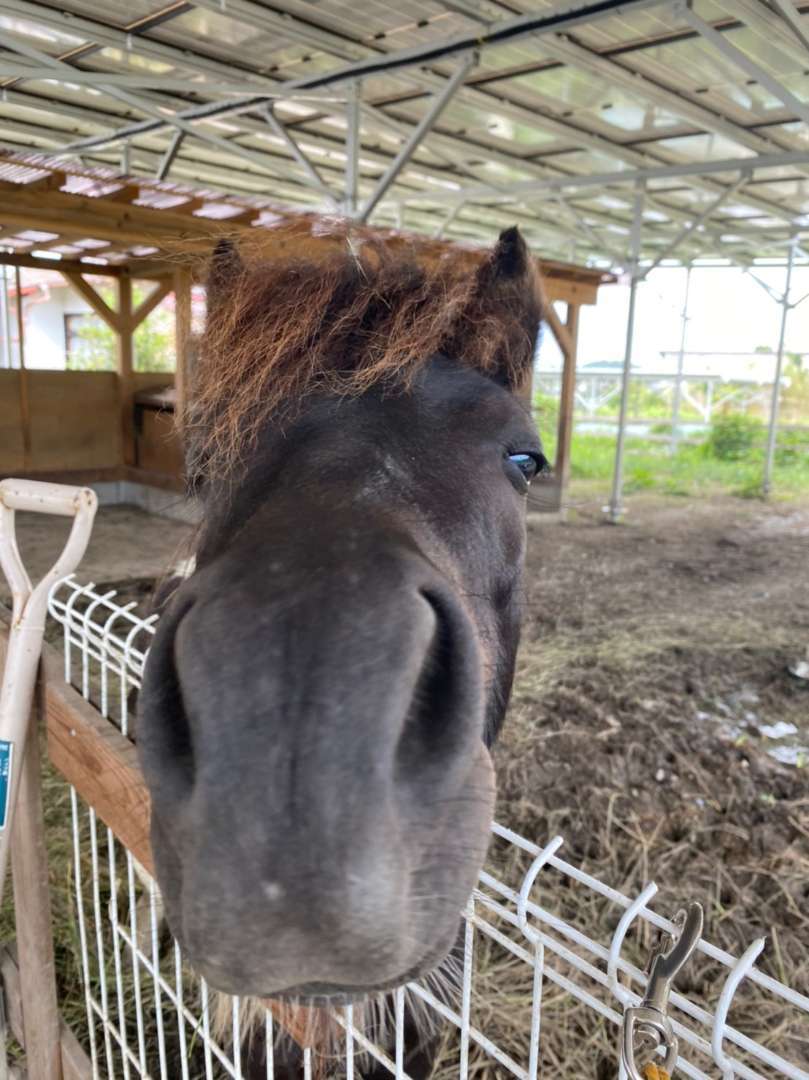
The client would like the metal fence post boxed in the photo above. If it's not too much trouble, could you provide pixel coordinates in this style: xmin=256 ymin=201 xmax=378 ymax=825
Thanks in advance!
xmin=607 ymin=181 xmax=645 ymax=523
xmin=763 ymin=235 xmax=796 ymax=496
xmin=671 ymin=264 xmax=692 ymax=454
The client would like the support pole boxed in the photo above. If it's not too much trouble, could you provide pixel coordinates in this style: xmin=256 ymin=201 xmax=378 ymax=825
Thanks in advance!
xmin=10 ymin=701 xmax=62 ymax=1080
xmin=553 ymin=302 xmax=580 ymax=508
xmin=763 ymin=236 xmax=797 ymax=496
xmin=0 ymin=266 xmax=11 ymax=369
xmin=344 ymin=80 xmax=360 ymax=217
xmin=14 ymin=266 xmax=31 ymax=471
xmin=607 ymin=182 xmax=645 ymax=524
xmin=118 ymin=275 xmax=136 ymax=467
xmin=671 ymin=264 xmax=692 ymax=454
xmin=173 ymin=267 xmax=192 ymax=417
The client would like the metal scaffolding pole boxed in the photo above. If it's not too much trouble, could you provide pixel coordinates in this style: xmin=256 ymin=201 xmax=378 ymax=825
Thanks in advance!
xmin=607 ymin=182 xmax=645 ymax=524
xmin=345 ymin=79 xmax=361 ymax=217
xmin=671 ymin=264 xmax=692 ymax=455
xmin=763 ymin=236 xmax=797 ymax=497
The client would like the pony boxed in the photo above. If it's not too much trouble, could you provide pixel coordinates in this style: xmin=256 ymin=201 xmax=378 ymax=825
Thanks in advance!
xmin=137 ymin=220 xmax=546 ymax=1077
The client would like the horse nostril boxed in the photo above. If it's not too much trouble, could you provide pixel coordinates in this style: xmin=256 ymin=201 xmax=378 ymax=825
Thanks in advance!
xmin=395 ymin=587 xmax=478 ymax=774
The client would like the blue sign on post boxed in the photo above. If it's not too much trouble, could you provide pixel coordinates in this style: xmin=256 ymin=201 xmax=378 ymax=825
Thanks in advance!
xmin=0 ymin=741 xmax=14 ymax=831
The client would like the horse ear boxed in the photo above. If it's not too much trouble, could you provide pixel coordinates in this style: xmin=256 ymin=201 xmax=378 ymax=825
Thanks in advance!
xmin=462 ymin=226 xmax=543 ymax=390
xmin=487 ymin=225 xmax=531 ymax=281
xmin=207 ymin=237 xmax=244 ymax=314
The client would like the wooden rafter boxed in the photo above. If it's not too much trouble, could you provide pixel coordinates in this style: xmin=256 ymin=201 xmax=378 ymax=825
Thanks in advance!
xmin=61 ymin=272 xmax=120 ymax=330
xmin=0 ymin=154 xmax=613 ymax=304
xmin=132 ymin=277 xmax=173 ymax=327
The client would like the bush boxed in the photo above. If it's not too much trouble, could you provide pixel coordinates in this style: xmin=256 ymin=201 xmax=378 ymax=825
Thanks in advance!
xmin=707 ymin=412 xmax=763 ymax=461
xmin=775 ymin=428 xmax=809 ymax=466
xmin=533 ymin=391 xmax=559 ymax=425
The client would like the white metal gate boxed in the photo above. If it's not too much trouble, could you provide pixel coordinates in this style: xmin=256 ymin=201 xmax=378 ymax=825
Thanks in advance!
xmin=38 ymin=576 xmax=809 ymax=1080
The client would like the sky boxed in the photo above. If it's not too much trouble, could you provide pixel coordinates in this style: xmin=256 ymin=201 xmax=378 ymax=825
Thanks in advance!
xmin=539 ymin=264 xmax=809 ymax=374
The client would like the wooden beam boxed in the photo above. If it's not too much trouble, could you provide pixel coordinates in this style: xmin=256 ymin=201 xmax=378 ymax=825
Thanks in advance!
xmin=542 ymin=301 xmax=574 ymax=360
xmin=173 ymin=267 xmax=192 ymax=418
xmin=553 ymin=301 xmax=581 ymax=505
xmin=0 ymin=946 xmax=92 ymax=1080
xmin=0 ymin=187 xmax=239 ymax=250
xmin=0 ymin=171 xmax=66 ymax=195
xmin=13 ymin=265 xmax=31 ymax=471
xmin=0 ymin=252 xmax=128 ymax=277
xmin=118 ymin=275 xmax=136 ymax=467
xmin=60 ymin=272 xmax=120 ymax=331
xmin=131 ymin=277 xmax=173 ymax=328
xmin=10 ymin=691 xmax=62 ymax=1080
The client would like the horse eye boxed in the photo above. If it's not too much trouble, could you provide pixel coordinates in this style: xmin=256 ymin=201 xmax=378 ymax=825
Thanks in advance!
xmin=507 ymin=452 xmax=542 ymax=484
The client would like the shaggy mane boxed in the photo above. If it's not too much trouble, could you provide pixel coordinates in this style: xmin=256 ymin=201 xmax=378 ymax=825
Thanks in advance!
xmin=186 ymin=219 xmax=542 ymax=481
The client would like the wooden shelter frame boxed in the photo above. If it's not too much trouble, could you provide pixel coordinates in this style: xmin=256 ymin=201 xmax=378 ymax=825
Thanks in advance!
xmin=0 ymin=155 xmax=613 ymax=511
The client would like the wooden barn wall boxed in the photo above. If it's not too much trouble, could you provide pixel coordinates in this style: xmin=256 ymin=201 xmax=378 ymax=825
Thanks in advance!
xmin=0 ymin=371 xmax=121 ymax=474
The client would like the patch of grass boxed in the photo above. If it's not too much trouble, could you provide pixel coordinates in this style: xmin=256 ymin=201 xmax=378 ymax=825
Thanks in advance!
xmin=538 ymin=428 xmax=809 ymax=501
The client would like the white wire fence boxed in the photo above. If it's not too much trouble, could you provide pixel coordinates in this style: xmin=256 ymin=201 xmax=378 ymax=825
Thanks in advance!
xmin=45 ymin=576 xmax=809 ymax=1080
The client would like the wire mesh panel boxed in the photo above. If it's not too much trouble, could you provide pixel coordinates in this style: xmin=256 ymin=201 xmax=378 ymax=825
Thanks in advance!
xmin=47 ymin=577 xmax=809 ymax=1080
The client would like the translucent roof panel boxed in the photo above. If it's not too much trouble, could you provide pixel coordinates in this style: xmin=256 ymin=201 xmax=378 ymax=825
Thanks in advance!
xmin=1 ymin=0 xmax=808 ymax=268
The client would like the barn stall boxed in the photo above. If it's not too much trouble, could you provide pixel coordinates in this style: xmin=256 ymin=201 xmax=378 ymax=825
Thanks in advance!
xmin=1 ymin=0 xmax=809 ymax=1078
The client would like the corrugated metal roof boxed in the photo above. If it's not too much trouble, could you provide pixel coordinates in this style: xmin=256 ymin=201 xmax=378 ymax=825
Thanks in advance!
xmin=1 ymin=0 xmax=808 ymax=269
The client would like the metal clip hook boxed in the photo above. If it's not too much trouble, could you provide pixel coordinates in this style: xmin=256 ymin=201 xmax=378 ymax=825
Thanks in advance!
xmin=621 ymin=902 xmax=704 ymax=1080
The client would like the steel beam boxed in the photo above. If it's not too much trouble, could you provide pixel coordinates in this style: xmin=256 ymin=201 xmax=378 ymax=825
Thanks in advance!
xmin=156 ymin=129 xmax=183 ymax=182
xmin=345 ymin=81 xmax=361 ymax=217
xmin=263 ymin=106 xmax=339 ymax=209
xmin=770 ymin=0 xmax=809 ymax=54
xmin=679 ymin=2 xmax=809 ymax=128
xmin=401 ymin=151 xmax=809 ymax=203
xmin=358 ymin=53 xmax=476 ymax=224
xmin=49 ymin=0 xmax=660 ymax=151
xmin=607 ymin=182 xmax=645 ymax=524
xmin=763 ymin=237 xmax=797 ymax=496
xmin=643 ymin=174 xmax=749 ymax=275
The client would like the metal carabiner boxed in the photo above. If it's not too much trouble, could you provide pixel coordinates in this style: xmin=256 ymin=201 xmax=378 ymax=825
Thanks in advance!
xmin=621 ymin=902 xmax=704 ymax=1080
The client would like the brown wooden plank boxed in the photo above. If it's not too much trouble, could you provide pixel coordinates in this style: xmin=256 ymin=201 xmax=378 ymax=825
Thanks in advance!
xmin=13 ymin=266 xmax=31 ymax=471
xmin=118 ymin=276 xmax=136 ymax=467
xmin=0 ymin=253 xmax=127 ymax=277
xmin=41 ymin=649 xmax=154 ymax=876
xmin=0 ymin=946 xmax=92 ymax=1080
xmin=26 ymin=372 xmax=121 ymax=473
xmin=137 ymin=409 xmax=184 ymax=476
xmin=173 ymin=267 xmax=192 ymax=416
xmin=0 ymin=371 xmax=25 ymax=474
xmin=553 ymin=302 xmax=580 ymax=503
xmin=10 ymin=692 xmax=62 ymax=1080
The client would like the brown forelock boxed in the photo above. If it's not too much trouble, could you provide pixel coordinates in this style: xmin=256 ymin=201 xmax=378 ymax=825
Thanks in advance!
xmin=185 ymin=219 xmax=542 ymax=480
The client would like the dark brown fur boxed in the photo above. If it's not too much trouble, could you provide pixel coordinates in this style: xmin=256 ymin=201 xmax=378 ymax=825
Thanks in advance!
xmin=185 ymin=220 xmax=542 ymax=484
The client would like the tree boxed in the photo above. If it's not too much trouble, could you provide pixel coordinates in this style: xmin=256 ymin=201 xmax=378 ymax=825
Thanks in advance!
xmin=67 ymin=283 xmax=176 ymax=374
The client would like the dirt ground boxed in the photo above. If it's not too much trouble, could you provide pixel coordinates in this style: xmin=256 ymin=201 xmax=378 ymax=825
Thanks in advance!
xmin=4 ymin=495 xmax=808 ymax=1075
xmin=483 ymin=493 xmax=809 ymax=1076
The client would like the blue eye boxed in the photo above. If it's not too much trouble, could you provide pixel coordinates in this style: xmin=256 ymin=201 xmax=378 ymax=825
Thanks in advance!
xmin=507 ymin=452 xmax=543 ymax=485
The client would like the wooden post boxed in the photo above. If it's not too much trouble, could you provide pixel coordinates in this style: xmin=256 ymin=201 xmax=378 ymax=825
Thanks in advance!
xmin=13 ymin=266 xmax=31 ymax=471
xmin=553 ymin=301 xmax=580 ymax=509
xmin=118 ymin=274 xmax=136 ymax=467
xmin=173 ymin=267 xmax=192 ymax=417
xmin=10 ymin=677 xmax=62 ymax=1080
